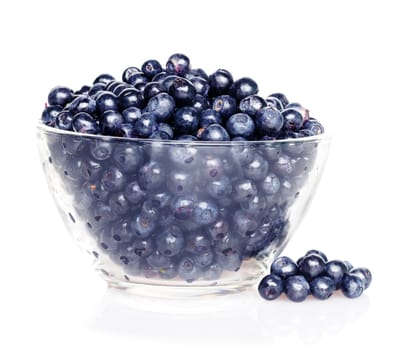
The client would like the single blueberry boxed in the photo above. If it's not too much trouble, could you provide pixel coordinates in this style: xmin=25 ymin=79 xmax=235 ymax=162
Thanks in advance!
xmin=100 ymin=110 xmax=124 ymax=135
xmin=214 ymin=233 xmax=244 ymax=271
xmin=110 ymin=219 xmax=136 ymax=244
xmin=305 ymin=249 xmax=328 ymax=263
xmin=268 ymin=93 xmax=289 ymax=108
xmin=206 ymin=175 xmax=233 ymax=200
xmin=193 ymin=199 xmax=219 ymax=226
xmin=171 ymin=195 xmax=197 ymax=220
xmin=191 ymin=94 xmax=210 ymax=113
xmin=310 ymin=276 xmax=335 ymax=300
xmin=255 ymin=106 xmax=284 ymax=135
xmin=350 ymin=267 xmax=372 ymax=289
xmin=145 ymin=92 xmax=176 ymax=122
xmin=298 ymin=254 xmax=326 ymax=281
xmin=178 ymin=255 xmax=201 ymax=282
xmin=135 ymin=112 xmax=158 ymax=137
xmin=156 ymin=225 xmax=185 ymax=257
xmin=122 ymin=67 xmax=141 ymax=83
xmin=232 ymin=179 xmax=258 ymax=202
xmin=232 ymin=209 xmax=258 ymax=238
xmin=270 ymin=256 xmax=298 ymax=279
xmin=208 ymin=69 xmax=234 ymax=97
xmin=41 ymin=105 xmax=62 ymax=126
xmin=239 ymin=95 xmax=267 ymax=117
xmin=90 ymin=140 xmax=113 ymax=160
xmin=113 ymin=143 xmax=143 ymax=173
xmin=266 ymin=96 xmax=284 ymax=111
xmin=166 ymin=53 xmax=191 ymax=76
xmin=207 ymin=216 xmax=230 ymax=240
xmin=243 ymin=154 xmax=269 ymax=181
xmin=166 ymin=170 xmax=195 ymax=195
xmin=190 ymin=76 xmax=210 ymax=96
xmin=258 ymin=274 xmax=284 ymax=300
xmin=282 ymin=108 xmax=304 ymax=131
xmin=200 ymin=124 xmax=230 ymax=141
xmin=230 ymin=77 xmax=258 ymax=101
xmin=199 ymin=109 xmax=222 ymax=128
xmin=101 ymin=166 xmax=127 ymax=192
xmin=95 ymin=91 xmax=118 ymax=115
xmin=109 ymin=192 xmax=130 ymax=215
xmin=173 ymin=107 xmax=199 ymax=134
xmin=202 ymin=263 xmax=223 ymax=280
xmin=285 ymin=275 xmax=310 ymax=302
xmin=118 ymin=88 xmax=143 ymax=110
xmin=159 ymin=261 xmax=178 ymax=279
xmin=141 ymin=59 xmax=163 ymax=79
xmin=185 ymin=232 xmax=211 ymax=254
xmin=240 ymin=194 xmax=266 ymax=214
xmin=94 ymin=73 xmax=115 ymax=85
xmin=138 ymin=161 xmax=166 ymax=191
xmin=133 ymin=213 xmax=156 ymax=238
xmin=68 ymin=95 xmax=96 ymax=115
xmin=48 ymin=86 xmax=73 ymax=107
xmin=324 ymin=260 xmax=348 ymax=289
xmin=168 ymin=77 xmax=197 ymax=105
xmin=55 ymin=110 xmax=74 ymax=130
xmin=341 ymin=273 xmax=364 ymax=298
xmin=225 ymin=113 xmax=255 ymax=139
xmin=303 ymin=118 xmax=325 ymax=135
xmin=122 ymin=106 xmax=142 ymax=124
xmin=168 ymin=144 xmax=198 ymax=169
xmin=212 ymin=95 xmax=237 ymax=118
xmin=72 ymin=112 xmax=98 ymax=134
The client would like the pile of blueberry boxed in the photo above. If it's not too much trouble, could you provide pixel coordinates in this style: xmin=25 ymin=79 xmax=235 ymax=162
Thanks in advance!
xmin=40 ymin=53 xmax=326 ymax=283
xmin=41 ymin=53 xmax=324 ymax=140
xmin=258 ymin=250 xmax=372 ymax=302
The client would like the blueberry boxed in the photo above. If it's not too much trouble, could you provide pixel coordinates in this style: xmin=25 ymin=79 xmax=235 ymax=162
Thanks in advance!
xmin=141 ymin=59 xmax=163 ymax=79
xmin=171 ymin=195 xmax=196 ymax=220
xmin=145 ymin=92 xmax=176 ymax=122
xmin=166 ymin=169 xmax=195 ymax=195
xmin=105 ymin=80 xmax=123 ymax=93
xmin=190 ymin=76 xmax=210 ymax=96
xmin=94 ymin=73 xmax=115 ymax=85
xmin=200 ymin=124 xmax=230 ymax=141
xmin=166 ymin=53 xmax=191 ymax=76
xmin=113 ymin=144 xmax=143 ymax=173
xmin=168 ymin=144 xmax=198 ymax=169
xmin=202 ymin=263 xmax=223 ymax=280
xmin=255 ymin=106 xmax=284 ymax=135
xmin=341 ymin=273 xmax=364 ymax=298
xmin=138 ymin=161 xmax=165 ymax=191
xmin=100 ymin=110 xmax=124 ymax=135
xmin=93 ymin=201 xmax=118 ymax=226
xmin=152 ymin=71 xmax=171 ymax=83
xmin=109 ymin=192 xmax=130 ymax=215
xmin=185 ymin=68 xmax=209 ymax=80
xmin=243 ymin=154 xmax=269 ymax=181
xmin=41 ymin=105 xmax=63 ymax=126
xmin=178 ymin=255 xmax=201 ymax=282
xmin=118 ymin=88 xmax=143 ymax=110
xmin=113 ymin=83 xmax=130 ymax=96
xmin=199 ymin=109 xmax=222 ymax=128
xmin=310 ymin=276 xmax=335 ymax=300
xmin=206 ymin=175 xmax=233 ymax=199
xmin=175 ymin=134 xmax=198 ymax=141
xmin=193 ymin=249 xmax=215 ymax=268
xmin=84 ymin=179 xmax=110 ymax=202
xmin=233 ymin=209 xmax=258 ymax=238
xmin=258 ymin=274 xmax=284 ymax=300
xmin=130 ymin=237 xmax=154 ymax=258
xmin=285 ymin=275 xmax=310 ymax=302
xmin=214 ymin=233 xmax=243 ymax=271
xmin=101 ymin=166 xmax=127 ymax=192
xmin=324 ymin=260 xmax=348 ymax=289
xmin=208 ymin=69 xmax=234 ymax=97
xmin=270 ymin=256 xmax=298 ymax=279
xmin=168 ymin=77 xmax=197 ymax=105
xmin=124 ymin=72 xmax=148 ymax=88
xmin=122 ymin=67 xmax=141 ymax=83
xmin=48 ymin=86 xmax=73 ymax=107
xmin=122 ymin=106 xmax=141 ymax=124
xmin=212 ymin=95 xmax=237 ymax=118
xmin=272 ymin=153 xmax=295 ymax=178
xmin=261 ymin=172 xmax=281 ymax=196
xmin=225 ymin=113 xmax=255 ymax=139
xmin=282 ymin=108 xmax=304 ymax=131
xmin=68 ymin=95 xmax=96 ymax=115
xmin=298 ymin=254 xmax=326 ymax=281
xmin=239 ymin=95 xmax=267 ymax=117
xmin=207 ymin=216 xmax=230 ymax=240
xmin=193 ymin=199 xmax=219 ymax=226
xmin=135 ymin=112 xmax=158 ymax=137
xmin=232 ymin=179 xmax=258 ymax=202
xmin=265 ymin=96 xmax=284 ymax=111
xmin=110 ymin=219 xmax=136 ymax=244
xmin=305 ymin=249 xmax=328 ymax=262
xmin=90 ymin=140 xmax=113 ymax=160
xmin=72 ymin=112 xmax=98 ymax=134
xmin=191 ymin=94 xmax=210 ymax=113
xmin=231 ymin=77 xmax=258 ymax=100
xmin=240 ymin=194 xmax=266 ymax=214
xmin=133 ymin=213 xmax=156 ymax=238
xmin=55 ymin=110 xmax=74 ymax=130
xmin=159 ymin=261 xmax=178 ymax=279
xmin=185 ymin=232 xmax=211 ymax=254
xmin=118 ymin=123 xmax=138 ymax=138
xmin=350 ymin=267 xmax=372 ymax=289
xmin=343 ymin=261 xmax=353 ymax=271
xmin=173 ymin=107 xmax=199 ymax=134
xmin=268 ymin=93 xmax=289 ymax=108
xmin=156 ymin=225 xmax=185 ymax=257
xmin=303 ymin=118 xmax=325 ymax=135
xmin=95 ymin=91 xmax=118 ymax=115
xmin=158 ymin=122 xmax=174 ymax=139
xmin=143 ymin=82 xmax=166 ymax=100
xmin=230 ymin=143 xmax=256 ymax=165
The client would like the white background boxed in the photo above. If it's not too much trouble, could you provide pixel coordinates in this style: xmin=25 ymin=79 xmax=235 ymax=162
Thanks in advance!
xmin=1 ymin=0 xmax=392 ymax=349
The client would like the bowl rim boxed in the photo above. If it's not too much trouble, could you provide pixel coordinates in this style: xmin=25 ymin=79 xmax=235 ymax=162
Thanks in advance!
xmin=36 ymin=122 xmax=331 ymax=146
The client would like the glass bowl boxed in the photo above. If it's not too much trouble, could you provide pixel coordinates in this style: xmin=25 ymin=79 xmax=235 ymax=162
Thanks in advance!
xmin=36 ymin=123 xmax=330 ymax=297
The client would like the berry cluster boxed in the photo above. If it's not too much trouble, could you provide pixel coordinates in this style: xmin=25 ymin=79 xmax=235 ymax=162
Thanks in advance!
xmin=41 ymin=53 xmax=324 ymax=141
xmin=258 ymin=250 xmax=372 ymax=302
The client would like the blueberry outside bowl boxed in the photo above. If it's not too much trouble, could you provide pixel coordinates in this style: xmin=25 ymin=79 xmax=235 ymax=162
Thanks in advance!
xmin=36 ymin=123 xmax=330 ymax=297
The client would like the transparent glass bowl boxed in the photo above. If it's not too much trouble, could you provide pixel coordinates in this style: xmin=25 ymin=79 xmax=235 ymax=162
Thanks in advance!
xmin=37 ymin=123 xmax=330 ymax=297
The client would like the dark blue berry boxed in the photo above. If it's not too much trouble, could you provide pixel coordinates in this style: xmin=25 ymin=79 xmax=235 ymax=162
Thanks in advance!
xmin=193 ymin=199 xmax=219 ymax=226
xmin=268 ymin=93 xmax=289 ymax=108
xmin=135 ymin=112 xmax=158 ymax=137
xmin=208 ymin=69 xmax=234 ymax=97
xmin=168 ymin=77 xmax=197 ymax=105
xmin=124 ymin=180 xmax=146 ymax=205
xmin=226 ymin=113 xmax=255 ymax=138
xmin=232 ymin=209 xmax=258 ymax=238
xmin=122 ymin=67 xmax=140 ymax=83
xmin=145 ymin=92 xmax=176 ymax=122
xmin=166 ymin=53 xmax=190 ymax=76
xmin=199 ymin=109 xmax=222 ymax=128
xmin=94 ymin=73 xmax=115 ymax=85
xmin=270 ymin=256 xmax=298 ymax=279
xmin=285 ymin=275 xmax=310 ymax=302
xmin=138 ymin=161 xmax=165 ymax=190
xmin=212 ymin=95 xmax=237 ymax=118
xmin=341 ymin=273 xmax=364 ymax=298
xmin=231 ymin=77 xmax=258 ymax=100
xmin=68 ymin=95 xmax=96 ymax=115
xmin=206 ymin=176 xmax=232 ymax=200
xmin=191 ymin=94 xmax=210 ymax=113
xmin=190 ymin=76 xmax=210 ymax=96
xmin=173 ymin=107 xmax=199 ymax=134
xmin=303 ymin=118 xmax=325 ymax=135
xmin=266 ymin=96 xmax=284 ymax=111
xmin=282 ymin=108 xmax=304 ymax=131
xmin=200 ymin=124 xmax=230 ymax=141
xmin=141 ymin=59 xmax=162 ymax=79
xmin=118 ymin=88 xmax=143 ymax=110
xmin=258 ymin=274 xmax=284 ymax=300
xmin=324 ymin=260 xmax=348 ymax=289
xmin=41 ymin=105 xmax=62 ymax=126
xmin=100 ymin=110 xmax=124 ymax=135
xmin=310 ymin=276 xmax=335 ymax=300
xmin=243 ymin=154 xmax=269 ymax=181
xmin=109 ymin=192 xmax=130 ymax=215
xmin=143 ymin=82 xmax=166 ymax=100
xmin=166 ymin=170 xmax=194 ymax=195
xmin=305 ymin=249 xmax=328 ymax=262
xmin=298 ymin=254 xmax=326 ymax=281
xmin=239 ymin=95 xmax=267 ymax=117
xmin=171 ymin=195 xmax=196 ymax=220
xmin=350 ymin=267 xmax=372 ymax=289
xmin=101 ymin=166 xmax=127 ymax=192
xmin=72 ymin=112 xmax=98 ymax=134
xmin=214 ymin=233 xmax=243 ymax=271
xmin=55 ymin=110 xmax=73 ymax=130
xmin=113 ymin=144 xmax=143 ymax=173
xmin=156 ymin=225 xmax=185 ymax=257
xmin=95 ymin=91 xmax=118 ymax=115
xmin=178 ymin=255 xmax=201 ymax=282
xmin=232 ymin=179 xmax=258 ymax=202
xmin=255 ymin=106 xmax=284 ymax=135
xmin=122 ymin=106 xmax=141 ymax=124
xmin=48 ymin=86 xmax=73 ymax=107
xmin=133 ymin=213 xmax=156 ymax=238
